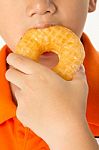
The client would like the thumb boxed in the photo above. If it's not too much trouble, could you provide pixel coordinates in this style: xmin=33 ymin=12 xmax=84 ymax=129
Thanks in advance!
xmin=73 ymin=65 xmax=89 ymax=96
xmin=73 ymin=65 xmax=87 ymax=81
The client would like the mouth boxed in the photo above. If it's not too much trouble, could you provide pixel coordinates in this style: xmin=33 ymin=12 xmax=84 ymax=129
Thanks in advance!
xmin=39 ymin=52 xmax=59 ymax=69
xmin=30 ymin=22 xmax=60 ymax=29
xmin=21 ymin=23 xmax=60 ymax=68
xmin=41 ymin=51 xmax=56 ymax=57
xmin=32 ymin=23 xmax=67 ymax=30
xmin=32 ymin=23 xmax=60 ymax=68
xmin=21 ymin=23 xmax=59 ymax=40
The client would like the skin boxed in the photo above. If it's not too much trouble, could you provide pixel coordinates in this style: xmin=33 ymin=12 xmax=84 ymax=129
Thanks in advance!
xmin=0 ymin=0 xmax=97 ymax=102
xmin=0 ymin=0 xmax=97 ymax=50
xmin=0 ymin=0 xmax=99 ymax=149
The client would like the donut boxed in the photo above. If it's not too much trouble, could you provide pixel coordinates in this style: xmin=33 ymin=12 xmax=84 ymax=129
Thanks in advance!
xmin=15 ymin=25 xmax=85 ymax=80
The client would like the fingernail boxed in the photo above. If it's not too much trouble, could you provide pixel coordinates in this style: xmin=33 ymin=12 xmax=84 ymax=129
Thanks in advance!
xmin=79 ymin=65 xmax=85 ymax=73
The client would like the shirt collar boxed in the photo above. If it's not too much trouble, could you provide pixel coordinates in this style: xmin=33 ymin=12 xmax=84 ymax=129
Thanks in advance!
xmin=0 ymin=45 xmax=16 ymax=124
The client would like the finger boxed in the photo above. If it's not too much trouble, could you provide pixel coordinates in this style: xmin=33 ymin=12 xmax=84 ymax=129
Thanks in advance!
xmin=5 ymin=67 xmax=25 ymax=89
xmin=6 ymin=53 xmax=44 ymax=75
xmin=72 ymin=65 xmax=88 ymax=95
xmin=73 ymin=65 xmax=87 ymax=81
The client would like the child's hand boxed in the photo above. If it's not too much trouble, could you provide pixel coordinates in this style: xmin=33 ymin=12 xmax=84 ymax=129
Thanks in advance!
xmin=5 ymin=53 xmax=88 ymax=142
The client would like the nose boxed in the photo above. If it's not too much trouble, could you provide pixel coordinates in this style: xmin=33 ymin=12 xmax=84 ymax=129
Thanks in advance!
xmin=26 ymin=0 xmax=57 ymax=16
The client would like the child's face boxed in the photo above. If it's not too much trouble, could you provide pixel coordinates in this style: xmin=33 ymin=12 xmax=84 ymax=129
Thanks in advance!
xmin=0 ymin=0 xmax=97 ymax=51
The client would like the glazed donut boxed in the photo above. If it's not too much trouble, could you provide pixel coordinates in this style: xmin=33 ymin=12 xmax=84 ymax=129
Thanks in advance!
xmin=15 ymin=25 xmax=85 ymax=80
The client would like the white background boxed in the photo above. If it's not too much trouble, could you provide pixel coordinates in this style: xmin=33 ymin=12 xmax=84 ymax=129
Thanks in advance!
xmin=84 ymin=0 xmax=99 ymax=51
xmin=0 ymin=1 xmax=99 ymax=51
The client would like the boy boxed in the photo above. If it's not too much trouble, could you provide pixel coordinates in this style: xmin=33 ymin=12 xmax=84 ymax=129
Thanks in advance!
xmin=0 ymin=0 xmax=99 ymax=149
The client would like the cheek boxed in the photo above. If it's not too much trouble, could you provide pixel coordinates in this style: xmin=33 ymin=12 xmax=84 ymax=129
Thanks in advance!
xmin=1 ymin=26 xmax=23 ymax=52
xmin=0 ymin=2 xmax=26 ymax=52
xmin=68 ymin=10 xmax=88 ymax=38
xmin=59 ymin=1 xmax=88 ymax=37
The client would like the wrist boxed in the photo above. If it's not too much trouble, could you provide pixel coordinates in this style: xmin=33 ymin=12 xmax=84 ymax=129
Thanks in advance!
xmin=39 ymin=117 xmax=98 ymax=150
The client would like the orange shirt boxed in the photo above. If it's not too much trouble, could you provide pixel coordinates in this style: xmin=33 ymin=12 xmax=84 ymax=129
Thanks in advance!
xmin=0 ymin=33 xmax=99 ymax=149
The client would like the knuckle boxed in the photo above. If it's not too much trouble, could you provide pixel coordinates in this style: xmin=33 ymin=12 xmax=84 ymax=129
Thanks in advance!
xmin=15 ymin=55 xmax=23 ymax=64
xmin=15 ymin=90 xmax=22 ymax=99
xmin=39 ymin=74 xmax=48 ymax=82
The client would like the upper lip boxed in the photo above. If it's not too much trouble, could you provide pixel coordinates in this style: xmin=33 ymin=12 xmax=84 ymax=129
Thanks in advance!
xmin=30 ymin=23 xmax=59 ymax=29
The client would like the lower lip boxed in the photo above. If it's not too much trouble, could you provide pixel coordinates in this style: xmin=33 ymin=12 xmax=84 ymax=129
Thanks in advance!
xmin=39 ymin=52 xmax=59 ymax=68
xmin=41 ymin=52 xmax=56 ymax=57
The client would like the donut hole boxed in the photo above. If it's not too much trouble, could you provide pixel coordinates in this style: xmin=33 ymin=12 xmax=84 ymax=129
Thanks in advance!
xmin=38 ymin=51 xmax=59 ymax=69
